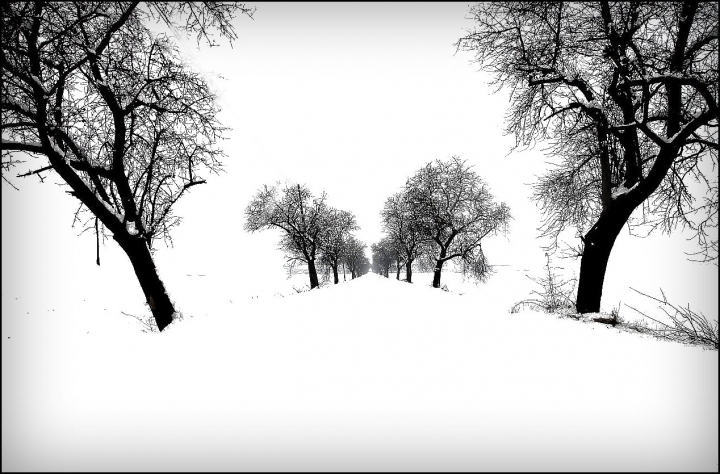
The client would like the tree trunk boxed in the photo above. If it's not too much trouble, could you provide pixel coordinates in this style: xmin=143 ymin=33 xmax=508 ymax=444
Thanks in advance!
xmin=308 ymin=259 xmax=320 ymax=289
xmin=396 ymin=264 xmax=401 ymax=280
xmin=406 ymin=259 xmax=413 ymax=283
xmin=432 ymin=249 xmax=447 ymax=288
xmin=114 ymin=234 xmax=175 ymax=331
xmin=432 ymin=260 xmax=445 ymax=288
xmin=351 ymin=269 xmax=356 ymax=279
xmin=576 ymin=203 xmax=635 ymax=313
xmin=332 ymin=263 xmax=339 ymax=284
xmin=343 ymin=263 xmax=346 ymax=281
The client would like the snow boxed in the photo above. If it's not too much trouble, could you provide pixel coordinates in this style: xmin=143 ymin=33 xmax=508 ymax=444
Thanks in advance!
xmin=126 ymin=220 xmax=138 ymax=236
xmin=2 ymin=270 xmax=717 ymax=471
xmin=611 ymin=181 xmax=639 ymax=199
xmin=586 ymin=99 xmax=603 ymax=111
xmin=99 ymin=196 xmax=123 ymax=222
xmin=2 ymin=3 xmax=717 ymax=470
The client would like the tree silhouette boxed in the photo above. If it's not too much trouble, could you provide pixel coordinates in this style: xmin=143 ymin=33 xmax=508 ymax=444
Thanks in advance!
xmin=245 ymin=182 xmax=332 ymax=289
xmin=1 ymin=1 xmax=254 ymax=331
xmin=381 ymin=190 xmax=430 ymax=283
xmin=406 ymin=156 xmax=511 ymax=288
xmin=457 ymin=1 xmax=718 ymax=313
xmin=318 ymin=208 xmax=358 ymax=284
xmin=371 ymin=237 xmax=397 ymax=278
xmin=343 ymin=235 xmax=369 ymax=279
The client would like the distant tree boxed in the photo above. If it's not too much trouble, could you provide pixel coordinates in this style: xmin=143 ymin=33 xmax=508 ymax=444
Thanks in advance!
xmin=381 ymin=190 xmax=430 ymax=283
xmin=391 ymin=245 xmax=406 ymax=280
xmin=244 ymin=183 xmax=328 ymax=289
xmin=342 ymin=235 xmax=368 ymax=279
xmin=406 ymin=156 xmax=511 ymax=288
xmin=357 ymin=254 xmax=371 ymax=276
xmin=371 ymin=237 xmax=396 ymax=278
xmin=318 ymin=208 xmax=358 ymax=284
xmin=457 ymin=1 xmax=718 ymax=313
xmin=1 ymin=2 xmax=254 ymax=331
xmin=386 ymin=237 xmax=406 ymax=280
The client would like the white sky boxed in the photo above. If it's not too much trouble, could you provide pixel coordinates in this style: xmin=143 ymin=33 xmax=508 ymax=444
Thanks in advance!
xmin=1 ymin=2 xmax=717 ymax=318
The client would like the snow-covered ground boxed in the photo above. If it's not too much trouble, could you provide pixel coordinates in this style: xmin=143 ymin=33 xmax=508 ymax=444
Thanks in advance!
xmin=2 ymin=268 xmax=717 ymax=471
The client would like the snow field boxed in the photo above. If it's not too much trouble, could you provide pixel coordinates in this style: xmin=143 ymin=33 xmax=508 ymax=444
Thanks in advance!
xmin=2 ymin=271 xmax=717 ymax=471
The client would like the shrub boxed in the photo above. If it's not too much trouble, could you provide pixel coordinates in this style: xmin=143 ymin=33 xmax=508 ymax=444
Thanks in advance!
xmin=626 ymin=288 xmax=718 ymax=350
xmin=511 ymin=254 xmax=577 ymax=316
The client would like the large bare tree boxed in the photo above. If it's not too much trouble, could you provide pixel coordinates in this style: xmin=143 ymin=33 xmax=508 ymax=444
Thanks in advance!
xmin=405 ymin=156 xmax=511 ymax=288
xmin=1 ymin=1 xmax=254 ymax=331
xmin=457 ymin=1 xmax=718 ymax=313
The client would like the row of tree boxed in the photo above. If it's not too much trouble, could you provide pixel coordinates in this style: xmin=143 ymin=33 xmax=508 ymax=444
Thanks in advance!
xmin=372 ymin=156 xmax=511 ymax=288
xmin=3 ymin=2 xmax=716 ymax=331
xmin=244 ymin=182 xmax=369 ymax=289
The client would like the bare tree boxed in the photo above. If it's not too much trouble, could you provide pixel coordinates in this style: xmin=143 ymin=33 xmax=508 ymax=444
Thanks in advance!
xmin=457 ymin=1 xmax=718 ymax=313
xmin=1 ymin=1 xmax=254 ymax=331
xmin=406 ymin=156 xmax=511 ymax=288
xmin=318 ymin=208 xmax=358 ymax=284
xmin=342 ymin=235 xmax=369 ymax=279
xmin=371 ymin=237 xmax=397 ymax=278
xmin=381 ymin=190 xmax=430 ymax=283
xmin=244 ymin=182 xmax=330 ymax=289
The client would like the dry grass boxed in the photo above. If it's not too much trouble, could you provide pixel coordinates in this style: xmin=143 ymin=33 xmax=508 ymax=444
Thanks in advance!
xmin=625 ymin=288 xmax=718 ymax=350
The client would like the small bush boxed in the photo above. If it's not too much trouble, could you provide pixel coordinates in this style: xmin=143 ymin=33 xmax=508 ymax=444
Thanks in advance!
xmin=626 ymin=288 xmax=718 ymax=350
xmin=511 ymin=254 xmax=577 ymax=316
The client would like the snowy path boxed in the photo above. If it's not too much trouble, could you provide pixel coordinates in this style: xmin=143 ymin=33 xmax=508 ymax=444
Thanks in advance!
xmin=2 ymin=273 xmax=718 ymax=471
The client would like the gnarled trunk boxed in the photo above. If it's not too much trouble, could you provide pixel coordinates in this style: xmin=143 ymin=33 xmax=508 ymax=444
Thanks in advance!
xmin=576 ymin=202 xmax=636 ymax=314
xmin=114 ymin=234 xmax=175 ymax=331
xmin=432 ymin=260 xmax=445 ymax=288
xmin=432 ymin=248 xmax=447 ymax=288
xmin=308 ymin=259 xmax=320 ymax=289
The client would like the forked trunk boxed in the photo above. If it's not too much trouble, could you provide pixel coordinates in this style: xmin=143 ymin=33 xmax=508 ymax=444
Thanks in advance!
xmin=308 ymin=259 xmax=320 ymax=289
xmin=576 ymin=203 xmax=636 ymax=314
xmin=115 ymin=234 xmax=175 ymax=331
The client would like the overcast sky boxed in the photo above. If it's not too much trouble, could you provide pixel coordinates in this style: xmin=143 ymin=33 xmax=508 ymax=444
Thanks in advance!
xmin=2 ymin=2 xmax=717 ymax=318
xmin=165 ymin=2 xmax=551 ymax=272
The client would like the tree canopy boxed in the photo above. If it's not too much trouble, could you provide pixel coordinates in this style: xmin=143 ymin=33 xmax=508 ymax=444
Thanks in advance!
xmin=1 ymin=1 xmax=254 ymax=331
xmin=457 ymin=1 xmax=718 ymax=312
xmin=406 ymin=156 xmax=511 ymax=287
